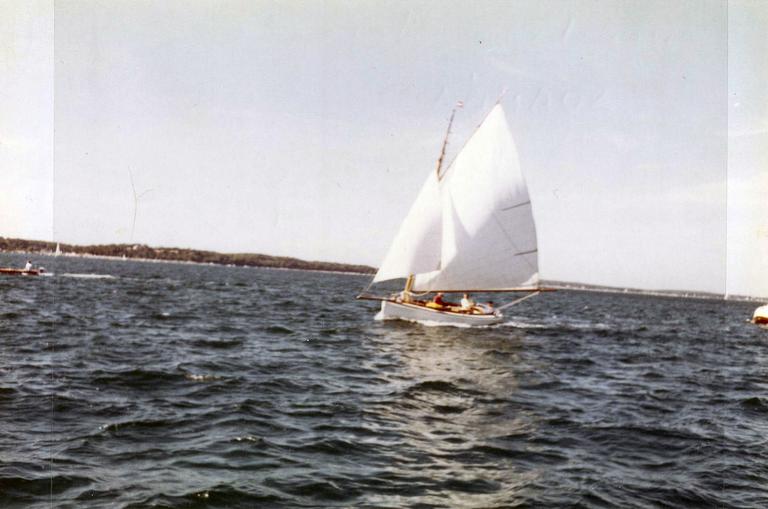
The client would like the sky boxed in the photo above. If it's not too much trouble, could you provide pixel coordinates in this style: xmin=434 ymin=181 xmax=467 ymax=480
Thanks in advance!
xmin=1 ymin=0 xmax=766 ymax=298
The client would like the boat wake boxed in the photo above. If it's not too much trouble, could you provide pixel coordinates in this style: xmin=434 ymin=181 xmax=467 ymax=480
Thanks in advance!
xmin=501 ymin=318 xmax=616 ymax=333
xmin=501 ymin=319 xmax=549 ymax=329
xmin=59 ymin=273 xmax=116 ymax=280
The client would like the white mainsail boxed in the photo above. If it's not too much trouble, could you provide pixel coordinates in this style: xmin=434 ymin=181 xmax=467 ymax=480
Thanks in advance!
xmin=373 ymin=104 xmax=539 ymax=292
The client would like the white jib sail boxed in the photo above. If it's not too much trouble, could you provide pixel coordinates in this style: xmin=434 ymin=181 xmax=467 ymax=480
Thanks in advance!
xmin=374 ymin=104 xmax=539 ymax=291
xmin=372 ymin=170 xmax=442 ymax=283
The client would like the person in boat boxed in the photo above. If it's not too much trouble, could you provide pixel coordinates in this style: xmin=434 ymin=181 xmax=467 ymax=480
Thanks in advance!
xmin=477 ymin=301 xmax=494 ymax=314
xmin=432 ymin=292 xmax=446 ymax=306
xmin=460 ymin=293 xmax=475 ymax=311
xmin=24 ymin=260 xmax=33 ymax=271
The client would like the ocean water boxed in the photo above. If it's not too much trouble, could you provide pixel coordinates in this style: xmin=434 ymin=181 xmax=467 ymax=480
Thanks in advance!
xmin=1 ymin=253 xmax=766 ymax=508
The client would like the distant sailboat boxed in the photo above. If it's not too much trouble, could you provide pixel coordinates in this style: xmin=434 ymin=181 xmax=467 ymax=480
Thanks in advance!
xmin=359 ymin=102 xmax=549 ymax=325
xmin=55 ymin=243 xmax=61 ymax=256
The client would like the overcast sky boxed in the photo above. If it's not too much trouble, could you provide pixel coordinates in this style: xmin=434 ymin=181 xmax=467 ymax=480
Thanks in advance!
xmin=1 ymin=0 xmax=766 ymax=297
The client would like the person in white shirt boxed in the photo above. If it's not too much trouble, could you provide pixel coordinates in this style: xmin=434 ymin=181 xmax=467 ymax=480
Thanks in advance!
xmin=460 ymin=293 xmax=474 ymax=311
xmin=24 ymin=260 xmax=32 ymax=271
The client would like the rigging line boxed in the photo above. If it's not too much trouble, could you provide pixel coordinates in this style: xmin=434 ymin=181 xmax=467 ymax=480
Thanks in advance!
xmin=500 ymin=201 xmax=531 ymax=211
xmin=441 ymin=99 xmax=504 ymax=178
xmin=491 ymin=211 xmax=537 ymax=272
xmin=358 ymin=273 xmax=377 ymax=296
xmin=436 ymin=104 xmax=462 ymax=180
xmin=496 ymin=291 xmax=541 ymax=311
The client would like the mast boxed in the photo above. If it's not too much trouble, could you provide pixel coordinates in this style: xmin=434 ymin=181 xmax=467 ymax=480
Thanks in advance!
xmin=398 ymin=101 xmax=462 ymax=297
xmin=402 ymin=274 xmax=414 ymax=302
xmin=404 ymin=102 xmax=462 ymax=294
xmin=435 ymin=102 xmax=463 ymax=180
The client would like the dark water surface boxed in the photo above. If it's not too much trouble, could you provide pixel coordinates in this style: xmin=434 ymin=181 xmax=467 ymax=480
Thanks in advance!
xmin=1 ymin=253 xmax=766 ymax=508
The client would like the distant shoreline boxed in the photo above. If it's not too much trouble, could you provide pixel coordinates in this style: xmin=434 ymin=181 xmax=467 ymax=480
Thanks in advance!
xmin=0 ymin=237 xmax=376 ymax=276
xmin=1 ymin=237 xmax=764 ymax=301
xmin=542 ymin=280 xmax=766 ymax=304
xmin=44 ymin=251 xmax=373 ymax=278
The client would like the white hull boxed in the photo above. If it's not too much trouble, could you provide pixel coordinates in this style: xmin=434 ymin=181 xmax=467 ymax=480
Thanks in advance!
xmin=754 ymin=305 xmax=768 ymax=325
xmin=377 ymin=300 xmax=503 ymax=326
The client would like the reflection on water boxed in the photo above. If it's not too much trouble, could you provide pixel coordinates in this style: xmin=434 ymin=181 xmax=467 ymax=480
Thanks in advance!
xmin=360 ymin=324 xmax=537 ymax=507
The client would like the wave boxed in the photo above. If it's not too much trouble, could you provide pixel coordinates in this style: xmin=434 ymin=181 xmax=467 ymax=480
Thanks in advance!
xmin=0 ymin=474 xmax=91 ymax=500
xmin=264 ymin=325 xmax=294 ymax=334
xmin=265 ymin=477 xmax=360 ymax=502
xmin=459 ymin=444 xmax=568 ymax=464
xmin=740 ymin=396 xmax=768 ymax=413
xmin=375 ymin=315 xmax=486 ymax=329
xmin=90 ymin=368 xmax=185 ymax=389
xmin=403 ymin=380 xmax=482 ymax=398
xmin=190 ymin=338 xmax=243 ymax=349
xmin=184 ymin=373 xmax=223 ymax=382
xmin=96 ymin=418 xmax=182 ymax=437
xmin=149 ymin=311 xmax=197 ymax=321
xmin=407 ymin=380 xmax=462 ymax=394
xmin=124 ymin=485 xmax=282 ymax=508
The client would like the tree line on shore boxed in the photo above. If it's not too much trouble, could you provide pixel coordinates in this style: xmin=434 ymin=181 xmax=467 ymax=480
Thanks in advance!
xmin=0 ymin=237 xmax=376 ymax=274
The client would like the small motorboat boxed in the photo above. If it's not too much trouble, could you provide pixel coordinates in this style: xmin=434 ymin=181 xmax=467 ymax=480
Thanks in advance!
xmin=753 ymin=305 xmax=768 ymax=325
xmin=0 ymin=268 xmax=44 ymax=276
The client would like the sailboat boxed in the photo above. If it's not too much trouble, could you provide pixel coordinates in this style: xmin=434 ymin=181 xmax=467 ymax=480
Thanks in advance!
xmin=754 ymin=304 xmax=768 ymax=325
xmin=359 ymin=102 xmax=548 ymax=326
xmin=55 ymin=243 xmax=61 ymax=256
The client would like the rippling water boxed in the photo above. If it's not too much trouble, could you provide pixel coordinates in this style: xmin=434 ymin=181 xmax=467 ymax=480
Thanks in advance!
xmin=1 ymin=253 xmax=766 ymax=508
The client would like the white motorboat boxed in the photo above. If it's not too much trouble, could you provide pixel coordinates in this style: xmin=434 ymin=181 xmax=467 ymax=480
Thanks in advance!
xmin=753 ymin=304 xmax=768 ymax=325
